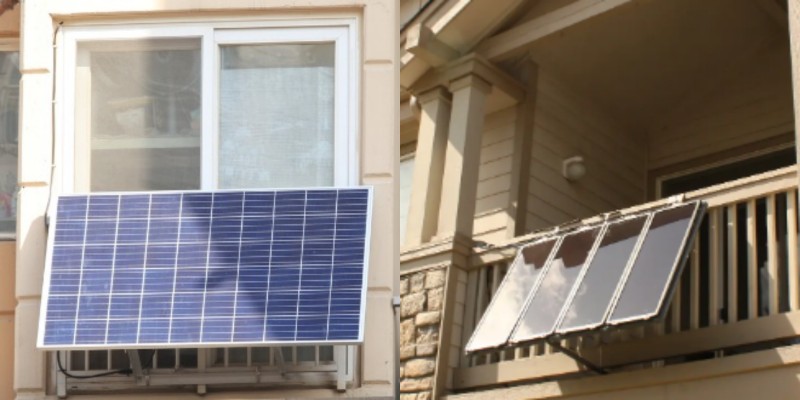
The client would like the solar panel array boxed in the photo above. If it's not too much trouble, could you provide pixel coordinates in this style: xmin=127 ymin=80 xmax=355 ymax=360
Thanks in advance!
xmin=465 ymin=201 xmax=704 ymax=353
xmin=38 ymin=188 xmax=372 ymax=350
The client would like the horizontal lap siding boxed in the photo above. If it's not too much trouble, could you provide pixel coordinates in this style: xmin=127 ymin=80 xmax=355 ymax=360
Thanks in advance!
xmin=526 ymin=72 xmax=647 ymax=232
xmin=473 ymin=107 xmax=515 ymax=242
xmin=649 ymin=41 xmax=794 ymax=169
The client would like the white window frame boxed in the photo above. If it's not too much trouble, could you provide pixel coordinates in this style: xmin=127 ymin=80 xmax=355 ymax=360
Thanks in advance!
xmin=57 ymin=18 xmax=359 ymax=195
xmin=52 ymin=18 xmax=360 ymax=393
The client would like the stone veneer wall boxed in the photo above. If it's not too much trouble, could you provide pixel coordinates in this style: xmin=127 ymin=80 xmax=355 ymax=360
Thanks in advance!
xmin=399 ymin=265 xmax=447 ymax=400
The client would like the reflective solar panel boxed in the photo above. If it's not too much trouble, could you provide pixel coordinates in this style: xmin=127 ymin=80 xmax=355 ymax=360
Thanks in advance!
xmin=464 ymin=238 xmax=557 ymax=353
xmin=607 ymin=202 xmax=701 ymax=325
xmin=38 ymin=188 xmax=372 ymax=349
xmin=511 ymin=226 xmax=602 ymax=343
xmin=557 ymin=216 xmax=648 ymax=334
xmin=465 ymin=201 xmax=705 ymax=353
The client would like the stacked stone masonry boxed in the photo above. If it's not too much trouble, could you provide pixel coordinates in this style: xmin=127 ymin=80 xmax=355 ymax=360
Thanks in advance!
xmin=399 ymin=265 xmax=446 ymax=400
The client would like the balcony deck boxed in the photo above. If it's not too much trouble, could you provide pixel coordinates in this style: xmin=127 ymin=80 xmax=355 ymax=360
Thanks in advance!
xmin=412 ymin=166 xmax=800 ymax=391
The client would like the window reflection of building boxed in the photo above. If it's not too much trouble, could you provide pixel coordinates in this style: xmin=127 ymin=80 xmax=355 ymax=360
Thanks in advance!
xmin=0 ymin=51 xmax=18 ymax=235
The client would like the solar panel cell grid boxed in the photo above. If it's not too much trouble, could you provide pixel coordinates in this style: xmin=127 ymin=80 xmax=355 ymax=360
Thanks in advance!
xmin=39 ymin=188 xmax=372 ymax=350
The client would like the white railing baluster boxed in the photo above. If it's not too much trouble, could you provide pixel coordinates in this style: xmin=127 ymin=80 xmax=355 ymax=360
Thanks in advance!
xmin=767 ymin=194 xmax=779 ymax=315
xmin=788 ymin=190 xmax=799 ymax=311
xmin=747 ymin=199 xmax=758 ymax=319
xmin=461 ymin=270 xmax=479 ymax=367
xmin=690 ymin=241 xmax=700 ymax=330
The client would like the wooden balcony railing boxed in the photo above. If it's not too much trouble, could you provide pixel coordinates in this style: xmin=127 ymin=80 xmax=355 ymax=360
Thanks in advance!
xmin=452 ymin=166 xmax=800 ymax=390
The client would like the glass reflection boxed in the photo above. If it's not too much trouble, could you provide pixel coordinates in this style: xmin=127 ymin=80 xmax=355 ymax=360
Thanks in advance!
xmin=512 ymin=227 xmax=601 ymax=342
xmin=557 ymin=216 xmax=647 ymax=333
xmin=0 ymin=51 xmax=18 ymax=235
xmin=218 ymin=43 xmax=335 ymax=189
xmin=79 ymin=39 xmax=202 ymax=191
xmin=465 ymin=239 xmax=556 ymax=352
xmin=608 ymin=203 xmax=701 ymax=323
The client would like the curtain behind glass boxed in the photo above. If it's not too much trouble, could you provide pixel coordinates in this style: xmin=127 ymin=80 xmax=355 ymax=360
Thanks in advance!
xmin=79 ymin=39 xmax=202 ymax=192
xmin=218 ymin=43 xmax=335 ymax=189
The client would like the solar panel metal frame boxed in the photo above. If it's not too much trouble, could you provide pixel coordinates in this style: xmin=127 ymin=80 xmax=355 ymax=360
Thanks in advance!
xmin=463 ymin=236 xmax=562 ymax=353
xmin=37 ymin=187 xmax=373 ymax=350
xmin=464 ymin=201 xmax=705 ymax=354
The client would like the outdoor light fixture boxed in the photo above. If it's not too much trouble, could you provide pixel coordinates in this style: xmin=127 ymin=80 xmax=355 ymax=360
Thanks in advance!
xmin=562 ymin=156 xmax=586 ymax=181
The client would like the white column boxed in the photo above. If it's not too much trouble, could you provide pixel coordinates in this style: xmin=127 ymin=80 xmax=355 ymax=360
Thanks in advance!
xmin=436 ymin=74 xmax=491 ymax=239
xmin=405 ymin=86 xmax=451 ymax=246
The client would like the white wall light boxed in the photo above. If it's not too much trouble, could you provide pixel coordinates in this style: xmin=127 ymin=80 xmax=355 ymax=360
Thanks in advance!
xmin=562 ymin=156 xmax=586 ymax=182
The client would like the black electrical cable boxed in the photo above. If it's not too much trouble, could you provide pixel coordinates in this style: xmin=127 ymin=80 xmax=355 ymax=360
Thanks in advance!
xmin=43 ymin=21 xmax=63 ymax=226
xmin=55 ymin=349 xmax=160 ymax=380
xmin=56 ymin=351 xmax=132 ymax=379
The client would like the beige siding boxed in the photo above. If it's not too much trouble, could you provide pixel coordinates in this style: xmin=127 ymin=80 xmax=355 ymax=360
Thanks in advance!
xmin=526 ymin=71 xmax=647 ymax=231
xmin=649 ymin=40 xmax=795 ymax=170
xmin=472 ymin=107 xmax=515 ymax=242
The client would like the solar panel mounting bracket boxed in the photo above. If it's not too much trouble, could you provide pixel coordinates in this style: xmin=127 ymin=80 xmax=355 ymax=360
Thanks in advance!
xmin=274 ymin=347 xmax=288 ymax=376
xmin=56 ymin=353 xmax=67 ymax=398
xmin=127 ymin=349 xmax=145 ymax=384
xmin=334 ymin=345 xmax=352 ymax=391
xmin=667 ymin=193 xmax=685 ymax=204
xmin=545 ymin=336 xmax=607 ymax=375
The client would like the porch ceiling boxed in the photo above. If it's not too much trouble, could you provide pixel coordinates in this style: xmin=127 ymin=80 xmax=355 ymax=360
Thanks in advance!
xmin=523 ymin=0 xmax=787 ymax=131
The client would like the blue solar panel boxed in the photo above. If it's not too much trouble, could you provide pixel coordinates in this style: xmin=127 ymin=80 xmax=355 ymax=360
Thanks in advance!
xmin=38 ymin=188 xmax=372 ymax=349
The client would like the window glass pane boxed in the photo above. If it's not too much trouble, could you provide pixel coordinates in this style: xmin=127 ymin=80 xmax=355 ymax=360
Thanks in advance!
xmin=318 ymin=345 xmax=334 ymax=362
xmin=178 ymin=348 xmax=198 ymax=368
xmin=296 ymin=346 xmax=316 ymax=362
xmin=251 ymin=347 xmax=270 ymax=364
xmin=399 ymin=156 xmax=415 ymax=243
xmin=88 ymin=350 xmax=108 ymax=370
xmin=155 ymin=349 xmax=176 ymax=369
xmin=219 ymin=43 xmax=335 ymax=189
xmin=110 ymin=349 xmax=128 ymax=369
xmin=228 ymin=347 xmax=248 ymax=365
xmin=0 ymin=52 xmax=18 ymax=235
xmin=76 ymin=39 xmax=201 ymax=191
xmin=69 ymin=350 xmax=86 ymax=370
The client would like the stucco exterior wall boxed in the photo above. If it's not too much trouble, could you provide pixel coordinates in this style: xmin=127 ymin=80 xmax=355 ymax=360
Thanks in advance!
xmin=0 ymin=241 xmax=15 ymax=400
xmin=14 ymin=1 xmax=397 ymax=398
